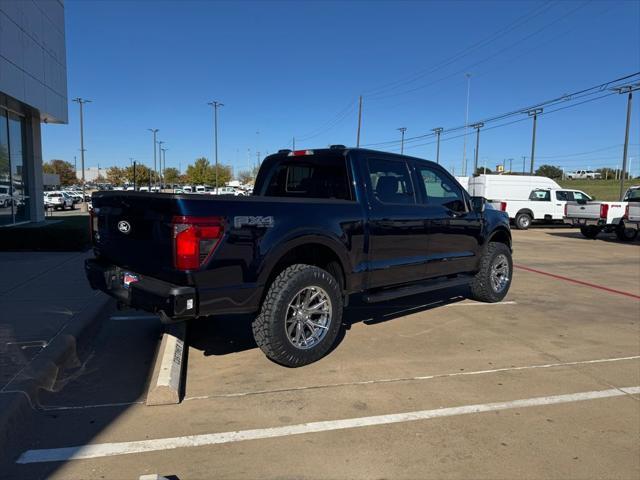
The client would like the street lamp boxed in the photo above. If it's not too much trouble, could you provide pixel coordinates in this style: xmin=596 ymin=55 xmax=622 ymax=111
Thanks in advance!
xmin=148 ymin=128 xmax=159 ymax=187
xmin=72 ymin=97 xmax=91 ymax=210
xmin=462 ymin=73 xmax=471 ymax=176
xmin=207 ymin=101 xmax=224 ymax=190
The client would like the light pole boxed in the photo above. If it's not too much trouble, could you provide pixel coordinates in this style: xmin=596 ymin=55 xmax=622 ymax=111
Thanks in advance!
xmin=208 ymin=101 xmax=224 ymax=190
xmin=611 ymin=84 xmax=639 ymax=200
xmin=471 ymin=122 xmax=484 ymax=174
xmin=462 ymin=73 xmax=471 ymax=176
xmin=161 ymin=147 xmax=168 ymax=186
xmin=148 ymin=128 xmax=158 ymax=187
xmin=72 ymin=98 xmax=91 ymax=209
xmin=527 ymin=108 xmax=543 ymax=174
xmin=432 ymin=127 xmax=443 ymax=164
xmin=157 ymin=140 xmax=164 ymax=187
xmin=356 ymin=95 xmax=363 ymax=147
xmin=397 ymin=127 xmax=407 ymax=155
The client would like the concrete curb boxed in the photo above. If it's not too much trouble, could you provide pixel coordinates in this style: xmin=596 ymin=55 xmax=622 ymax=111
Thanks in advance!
xmin=146 ymin=322 xmax=187 ymax=406
xmin=0 ymin=293 xmax=115 ymax=466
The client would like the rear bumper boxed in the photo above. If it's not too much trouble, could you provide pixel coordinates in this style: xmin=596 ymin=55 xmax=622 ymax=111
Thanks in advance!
xmin=566 ymin=217 xmax=604 ymax=227
xmin=85 ymin=259 xmax=197 ymax=323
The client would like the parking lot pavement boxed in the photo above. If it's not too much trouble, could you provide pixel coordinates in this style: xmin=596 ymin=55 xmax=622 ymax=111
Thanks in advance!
xmin=4 ymin=228 xmax=639 ymax=479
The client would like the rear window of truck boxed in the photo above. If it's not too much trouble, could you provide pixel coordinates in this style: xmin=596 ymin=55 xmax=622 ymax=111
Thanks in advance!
xmin=262 ymin=157 xmax=352 ymax=200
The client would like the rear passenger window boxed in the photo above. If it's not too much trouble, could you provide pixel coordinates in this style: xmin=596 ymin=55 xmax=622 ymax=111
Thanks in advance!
xmin=263 ymin=157 xmax=352 ymax=200
xmin=556 ymin=191 xmax=572 ymax=201
xmin=367 ymin=158 xmax=415 ymax=204
xmin=417 ymin=166 xmax=466 ymax=212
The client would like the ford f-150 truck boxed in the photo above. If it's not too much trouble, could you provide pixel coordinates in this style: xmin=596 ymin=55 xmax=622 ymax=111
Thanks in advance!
xmin=86 ymin=147 xmax=513 ymax=367
xmin=565 ymin=185 xmax=640 ymax=241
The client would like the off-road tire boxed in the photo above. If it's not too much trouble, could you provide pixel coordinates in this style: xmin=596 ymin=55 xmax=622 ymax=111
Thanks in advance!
xmin=615 ymin=222 xmax=638 ymax=242
xmin=515 ymin=212 xmax=532 ymax=230
xmin=252 ymin=264 xmax=343 ymax=367
xmin=580 ymin=226 xmax=601 ymax=239
xmin=470 ymin=242 xmax=513 ymax=303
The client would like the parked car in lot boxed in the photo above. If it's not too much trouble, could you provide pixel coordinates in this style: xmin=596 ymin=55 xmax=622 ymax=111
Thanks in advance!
xmin=565 ymin=185 xmax=640 ymax=241
xmin=0 ymin=186 xmax=12 ymax=208
xmin=86 ymin=147 xmax=513 ymax=367
xmin=566 ymin=170 xmax=601 ymax=180
xmin=493 ymin=188 xmax=592 ymax=229
xmin=64 ymin=190 xmax=84 ymax=204
xmin=44 ymin=191 xmax=74 ymax=210
xmin=211 ymin=186 xmax=246 ymax=196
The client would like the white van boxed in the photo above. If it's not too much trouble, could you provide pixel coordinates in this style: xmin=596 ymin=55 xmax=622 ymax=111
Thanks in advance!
xmin=467 ymin=174 xmax=560 ymax=201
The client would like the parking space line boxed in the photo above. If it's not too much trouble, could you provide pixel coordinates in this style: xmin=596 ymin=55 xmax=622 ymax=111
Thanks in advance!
xmin=17 ymin=386 xmax=640 ymax=464
xmin=183 ymin=355 xmax=640 ymax=401
xmin=515 ymin=264 xmax=640 ymax=300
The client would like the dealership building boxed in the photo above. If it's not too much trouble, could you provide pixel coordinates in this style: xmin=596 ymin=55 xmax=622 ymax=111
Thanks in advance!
xmin=0 ymin=0 xmax=67 ymax=226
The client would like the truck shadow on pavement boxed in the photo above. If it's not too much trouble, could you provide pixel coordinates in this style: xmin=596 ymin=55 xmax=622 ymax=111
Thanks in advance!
xmin=189 ymin=286 xmax=470 ymax=358
xmin=544 ymin=230 xmax=640 ymax=244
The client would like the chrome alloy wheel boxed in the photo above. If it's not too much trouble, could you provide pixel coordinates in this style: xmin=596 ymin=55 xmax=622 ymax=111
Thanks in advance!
xmin=285 ymin=286 xmax=332 ymax=349
xmin=490 ymin=254 xmax=510 ymax=293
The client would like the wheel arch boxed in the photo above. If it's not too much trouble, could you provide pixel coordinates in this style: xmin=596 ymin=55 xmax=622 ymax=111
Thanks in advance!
xmin=487 ymin=227 xmax=512 ymax=250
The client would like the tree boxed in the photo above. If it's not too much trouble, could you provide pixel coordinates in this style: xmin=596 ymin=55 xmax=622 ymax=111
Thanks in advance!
xmin=95 ymin=174 xmax=107 ymax=184
xmin=106 ymin=166 xmax=126 ymax=185
xmin=535 ymin=164 xmax=563 ymax=179
xmin=163 ymin=167 xmax=180 ymax=185
xmin=237 ymin=165 xmax=260 ymax=184
xmin=185 ymin=157 xmax=232 ymax=186
xmin=474 ymin=167 xmax=493 ymax=175
xmin=43 ymin=159 xmax=77 ymax=186
xmin=123 ymin=164 xmax=151 ymax=185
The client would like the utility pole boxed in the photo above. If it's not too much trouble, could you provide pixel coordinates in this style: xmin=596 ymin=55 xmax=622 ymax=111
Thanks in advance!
xmin=462 ymin=73 xmax=472 ymax=176
xmin=471 ymin=122 xmax=484 ymax=174
xmin=207 ymin=101 xmax=224 ymax=190
xmin=292 ymin=137 xmax=295 ymax=151
xmin=148 ymin=128 xmax=158 ymax=187
xmin=432 ymin=127 xmax=443 ymax=164
xmin=527 ymin=108 xmax=543 ymax=174
xmin=509 ymin=158 xmax=513 ymax=174
xmin=129 ymin=157 xmax=133 ymax=167
xmin=611 ymin=84 xmax=638 ymax=200
xmin=397 ymin=127 xmax=407 ymax=155
xmin=73 ymin=155 xmax=77 ymax=179
xmin=72 ymin=98 xmax=91 ymax=210
xmin=522 ymin=156 xmax=527 ymax=175
xmin=356 ymin=95 xmax=363 ymax=147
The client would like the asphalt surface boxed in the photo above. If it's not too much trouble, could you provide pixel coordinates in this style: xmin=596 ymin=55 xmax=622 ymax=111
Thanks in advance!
xmin=3 ymin=226 xmax=639 ymax=480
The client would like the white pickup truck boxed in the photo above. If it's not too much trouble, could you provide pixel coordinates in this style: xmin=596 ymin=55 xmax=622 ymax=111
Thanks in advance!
xmin=494 ymin=188 xmax=592 ymax=230
xmin=564 ymin=185 xmax=640 ymax=241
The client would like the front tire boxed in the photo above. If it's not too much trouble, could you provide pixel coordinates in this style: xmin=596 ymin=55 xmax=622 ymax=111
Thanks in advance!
xmin=615 ymin=222 xmax=638 ymax=242
xmin=470 ymin=242 xmax=513 ymax=303
xmin=580 ymin=226 xmax=601 ymax=239
xmin=515 ymin=212 xmax=532 ymax=230
xmin=252 ymin=264 xmax=343 ymax=367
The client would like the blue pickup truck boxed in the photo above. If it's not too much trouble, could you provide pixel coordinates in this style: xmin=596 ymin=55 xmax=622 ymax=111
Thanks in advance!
xmin=86 ymin=146 xmax=512 ymax=367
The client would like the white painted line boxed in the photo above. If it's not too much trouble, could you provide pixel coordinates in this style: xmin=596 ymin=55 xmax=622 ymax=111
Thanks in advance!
xmin=184 ymin=355 xmax=640 ymax=400
xmin=17 ymin=386 xmax=640 ymax=464
xmin=446 ymin=300 xmax=517 ymax=307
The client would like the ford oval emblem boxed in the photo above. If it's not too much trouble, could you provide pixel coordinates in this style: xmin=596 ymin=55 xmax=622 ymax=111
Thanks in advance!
xmin=117 ymin=220 xmax=131 ymax=234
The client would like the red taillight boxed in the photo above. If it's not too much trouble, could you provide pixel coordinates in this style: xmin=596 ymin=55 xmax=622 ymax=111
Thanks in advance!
xmin=500 ymin=202 xmax=507 ymax=212
xmin=600 ymin=203 xmax=609 ymax=219
xmin=564 ymin=203 xmax=568 ymax=217
xmin=172 ymin=216 xmax=224 ymax=271
xmin=287 ymin=149 xmax=314 ymax=157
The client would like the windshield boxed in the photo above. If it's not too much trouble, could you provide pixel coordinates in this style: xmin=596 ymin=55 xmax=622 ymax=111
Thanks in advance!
xmin=625 ymin=189 xmax=640 ymax=202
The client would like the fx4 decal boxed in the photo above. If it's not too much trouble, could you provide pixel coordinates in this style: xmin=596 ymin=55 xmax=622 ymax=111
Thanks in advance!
xmin=234 ymin=216 xmax=275 ymax=229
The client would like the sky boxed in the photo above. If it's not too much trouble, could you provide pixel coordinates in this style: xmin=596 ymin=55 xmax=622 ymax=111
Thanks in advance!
xmin=42 ymin=0 xmax=640 ymax=177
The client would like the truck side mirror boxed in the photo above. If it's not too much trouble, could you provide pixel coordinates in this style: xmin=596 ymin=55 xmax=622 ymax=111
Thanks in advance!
xmin=471 ymin=196 xmax=486 ymax=213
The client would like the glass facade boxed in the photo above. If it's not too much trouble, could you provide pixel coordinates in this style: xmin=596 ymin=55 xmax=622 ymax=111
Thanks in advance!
xmin=0 ymin=108 xmax=28 ymax=225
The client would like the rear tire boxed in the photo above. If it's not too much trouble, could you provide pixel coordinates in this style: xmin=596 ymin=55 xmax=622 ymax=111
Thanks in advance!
xmin=515 ymin=212 xmax=532 ymax=230
xmin=615 ymin=222 xmax=638 ymax=242
xmin=580 ymin=226 xmax=601 ymax=239
xmin=252 ymin=264 xmax=343 ymax=367
xmin=470 ymin=242 xmax=513 ymax=303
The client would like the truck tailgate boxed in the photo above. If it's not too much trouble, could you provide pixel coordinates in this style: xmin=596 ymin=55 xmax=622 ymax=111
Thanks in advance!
xmin=565 ymin=202 xmax=601 ymax=219
xmin=92 ymin=193 xmax=181 ymax=279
